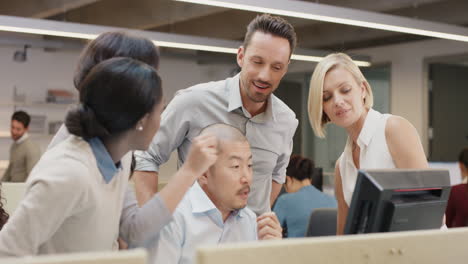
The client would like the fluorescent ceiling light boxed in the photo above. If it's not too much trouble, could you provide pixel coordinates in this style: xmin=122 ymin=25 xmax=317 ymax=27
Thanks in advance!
xmin=175 ymin=0 xmax=468 ymax=43
xmin=0 ymin=15 xmax=371 ymax=66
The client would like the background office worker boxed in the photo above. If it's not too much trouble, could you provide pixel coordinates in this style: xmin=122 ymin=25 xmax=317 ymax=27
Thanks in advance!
xmin=273 ymin=155 xmax=336 ymax=237
xmin=445 ymin=147 xmax=468 ymax=227
xmin=2 ymin=111 xmax=41 ymax=182
xmin=308 ymin=53 xmax=428 ymax=234
xmin=133 ymin=14 xmax=299 ymax=214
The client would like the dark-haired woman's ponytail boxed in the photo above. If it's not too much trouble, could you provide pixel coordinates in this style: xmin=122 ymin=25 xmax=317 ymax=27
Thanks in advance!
xmin=65 ymin=104 xmax=111 ymax=140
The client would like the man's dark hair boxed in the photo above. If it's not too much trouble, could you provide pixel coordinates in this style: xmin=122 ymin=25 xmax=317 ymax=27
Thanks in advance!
xmin=243 ymin=14 xmax=297 ymax=56
xmin=74 ymin=31 xmax=160 ymax=90
xmin=11 ymin=111 xmax=31 ymax=128
xmin=286 ymin=155 xmax=315 ymax=181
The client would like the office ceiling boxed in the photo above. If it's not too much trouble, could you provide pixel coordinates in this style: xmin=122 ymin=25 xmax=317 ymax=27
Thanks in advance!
xmin=0 ymin=0 xmax=467 ymax=51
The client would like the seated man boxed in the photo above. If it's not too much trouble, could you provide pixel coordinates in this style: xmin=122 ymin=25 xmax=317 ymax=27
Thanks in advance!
xmin=151 ymin=123 xmax=282 ymax=264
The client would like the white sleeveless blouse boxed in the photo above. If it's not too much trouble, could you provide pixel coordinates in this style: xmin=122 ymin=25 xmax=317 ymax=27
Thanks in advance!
xmin=338 ymin=109 xmax=396 ymax=205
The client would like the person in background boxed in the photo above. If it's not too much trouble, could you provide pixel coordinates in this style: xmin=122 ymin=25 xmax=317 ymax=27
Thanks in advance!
xmin=273 ymin=155 xmax=336 ymax=237
xmin=308 ymin=53 xmax=428 ymax=234
xmin=2 ymin=111 xmax=41 ymax=182
xmin=152 ymin=124 xmax=281 ymax=264
xmin=133 ymin=14 xmax=299 ymax=215
xmin=445 ymin=147 xmax=468 ymax=227
xmin=0 ymin=57 xmax=217 ymax=256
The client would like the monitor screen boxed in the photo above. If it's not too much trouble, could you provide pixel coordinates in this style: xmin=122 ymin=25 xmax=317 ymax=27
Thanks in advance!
xmin=344 ymin=169 xmax=451 ymax=234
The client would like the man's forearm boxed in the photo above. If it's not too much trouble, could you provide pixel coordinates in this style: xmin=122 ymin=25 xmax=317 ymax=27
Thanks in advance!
xmin=133 ymin=171 xmax=158 ymax=206
xmin=270 ymin=181 xmax=282 ymax=207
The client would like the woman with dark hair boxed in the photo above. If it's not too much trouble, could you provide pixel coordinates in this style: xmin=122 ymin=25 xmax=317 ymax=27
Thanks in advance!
xmin=0 ymin=185 xmax=8 ymax=230
xmin=445 ymin=147 xmax=468 ymax=227
xmin=0 ymin=58 xmax=218 ymax=256
xmin=48 ymin=31 xmax=160 ymax=149
xmin=273 ymin=155 xmax=336 ymax=237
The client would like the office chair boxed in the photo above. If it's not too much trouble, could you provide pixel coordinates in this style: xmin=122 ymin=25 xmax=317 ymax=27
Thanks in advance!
xmin=305 ymin=208 xmax=337 ymax=237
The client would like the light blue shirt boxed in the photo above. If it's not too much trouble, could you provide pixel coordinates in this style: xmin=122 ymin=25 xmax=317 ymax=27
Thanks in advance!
xmin=87 ymin=137 xmax=121 ymax=183
xmin=134 ymin=73 xmax=298 ymax=215
xmin=151 ymin=182 xmax=257 ymax=264
xmin=273 ymin=185 xmax=337 ymax=237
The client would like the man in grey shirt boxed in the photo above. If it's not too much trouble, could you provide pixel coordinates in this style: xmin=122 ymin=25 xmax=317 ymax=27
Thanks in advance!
xmin=133 ymin=14 xmax=298 ymax=215
xmin=2 ymin=111 xmax=41 ymax=183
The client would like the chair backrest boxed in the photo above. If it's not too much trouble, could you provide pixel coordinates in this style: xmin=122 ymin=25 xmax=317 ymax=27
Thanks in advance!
xmin=1 ymin=248 xmax=147 ymax=264
xmin=305 ymin=208 xmax=337 ymax=237
xmin=1 ymin=182 xmax=27 ymax=215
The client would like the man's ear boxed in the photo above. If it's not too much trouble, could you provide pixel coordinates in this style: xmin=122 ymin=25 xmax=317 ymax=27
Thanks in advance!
xmin=198 ymin=171 xmax=209 ymax=186
xmin=237 ymin=46 xmax=245 ymax=69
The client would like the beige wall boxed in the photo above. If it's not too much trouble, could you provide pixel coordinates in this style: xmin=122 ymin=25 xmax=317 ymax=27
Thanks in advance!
xmin=352 ymin=38 xmax=468 ymax=154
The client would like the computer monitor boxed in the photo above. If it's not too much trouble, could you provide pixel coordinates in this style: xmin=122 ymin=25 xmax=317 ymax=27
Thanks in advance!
xmin=344 ymin=169 xmax=451 ymax=234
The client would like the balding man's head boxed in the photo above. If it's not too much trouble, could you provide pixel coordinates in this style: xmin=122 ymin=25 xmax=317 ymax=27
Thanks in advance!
xmin=198 ymin=123 xmax=253 ymax=220
xmin=199 ymin=123 xmax=248 ymax=153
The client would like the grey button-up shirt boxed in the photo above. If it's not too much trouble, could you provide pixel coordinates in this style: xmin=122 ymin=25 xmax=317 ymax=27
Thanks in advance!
xmin=134 ymin=74 xmax=298 ymax=214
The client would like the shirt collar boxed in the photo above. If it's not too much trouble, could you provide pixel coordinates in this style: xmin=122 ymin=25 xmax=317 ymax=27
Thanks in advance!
xmin=190 ymin=181 xmax=217 ymax=214
xmin=227 ymin=73 xmax=276 ymax=123
xmin=15 ymin=133 xmax=29 ymax=144
xmin=190 ymin=181 xmax=247 ymax=218
xmin=357 ymin=108 xmax=381 ymax=148
xmin=87 ymin=137 xmax=121 ymax=183
xmin=227 ymin=74 xmax=243 ymax=113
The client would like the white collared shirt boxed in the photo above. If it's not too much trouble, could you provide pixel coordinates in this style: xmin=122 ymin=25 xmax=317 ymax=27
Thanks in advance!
xmin=135 ymin=73 xmax=298 ymax=214
xmin=339 ymin=108 xmax=396 ymax=205
xmin=151 ymin=182 xmax=257 ymax=264
xmin=15 ymin=132 xmax=29 ymax=144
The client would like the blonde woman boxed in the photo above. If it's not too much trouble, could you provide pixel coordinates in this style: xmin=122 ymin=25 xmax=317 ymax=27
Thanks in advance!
xmin=308 ymin=53 xmax=428 ymax=234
